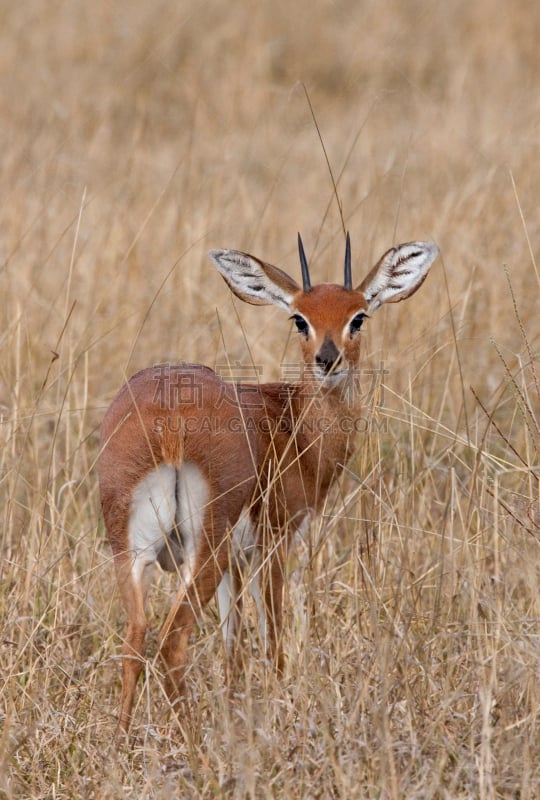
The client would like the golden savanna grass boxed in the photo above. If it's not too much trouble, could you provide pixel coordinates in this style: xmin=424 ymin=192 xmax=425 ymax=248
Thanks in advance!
xmin=1 ymin=1 xmax=539 ymax=797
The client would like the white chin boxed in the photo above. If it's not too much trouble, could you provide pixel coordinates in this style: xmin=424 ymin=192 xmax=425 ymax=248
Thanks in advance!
xmin=320 ymin=369 xmax=348 ymax=385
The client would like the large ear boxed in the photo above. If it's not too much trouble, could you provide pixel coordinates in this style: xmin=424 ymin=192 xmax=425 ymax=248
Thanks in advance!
xmin=357 ymin=242 xmax=438 ymax=315
xmin=209 ymin=249 xmax=300 ymax=312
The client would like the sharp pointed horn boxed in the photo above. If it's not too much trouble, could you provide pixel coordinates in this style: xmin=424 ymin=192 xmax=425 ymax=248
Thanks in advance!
xmin=343 ymin=231 xmax=352 ymax=290
xmin=297 ymin=232 xmax=312 ymax=292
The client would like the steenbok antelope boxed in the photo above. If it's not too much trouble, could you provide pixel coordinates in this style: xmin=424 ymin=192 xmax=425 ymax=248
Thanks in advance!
xmin=99 ymin=233 xmax=438 ymax=734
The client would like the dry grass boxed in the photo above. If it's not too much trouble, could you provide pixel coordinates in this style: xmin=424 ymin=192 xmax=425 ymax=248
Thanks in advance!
xmin=1 ymin=0 xmax=539 ymax=797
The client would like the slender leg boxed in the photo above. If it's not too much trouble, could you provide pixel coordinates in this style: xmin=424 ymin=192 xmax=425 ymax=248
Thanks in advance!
xmin=217 ymin=570 xmax=240 ymax=652
xmin=217 ymin=566 xmax=248 ymax=680
xmin=261 ymin=544 xmax=286 ymax=675
xmin=249 ymin=566 xmax=267 ymax=654
xmin=115 ymin=555 xmax=155 ymax=735
xmin=159 ymin=545 xmax=226 ymax=705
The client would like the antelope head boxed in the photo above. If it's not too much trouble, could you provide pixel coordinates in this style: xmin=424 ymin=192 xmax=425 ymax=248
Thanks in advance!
xmin=209 ymin=234 xmax=438 ymax=384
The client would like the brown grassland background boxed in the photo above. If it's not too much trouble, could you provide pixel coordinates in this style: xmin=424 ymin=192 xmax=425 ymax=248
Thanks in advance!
xmin=1 ymin=1 xmax=539 ymax=797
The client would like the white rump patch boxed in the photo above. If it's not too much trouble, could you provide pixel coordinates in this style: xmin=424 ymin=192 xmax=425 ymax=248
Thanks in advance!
xmin=129 ymin=464 xmax=176 ymax=582
xmin=176 ymin=461 xmax=209 ymax=586
xmin=128 ymin=461 xmax=209 ymax=587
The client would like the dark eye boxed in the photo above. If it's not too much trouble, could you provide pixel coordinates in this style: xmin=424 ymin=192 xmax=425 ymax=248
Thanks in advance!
xmin=290 ymin=314 xmax=309 ymax=338
xmin=349 ymin=313 xmax=365 ymax=336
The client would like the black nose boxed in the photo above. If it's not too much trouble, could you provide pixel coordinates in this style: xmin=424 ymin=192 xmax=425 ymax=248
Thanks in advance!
xmin=315 ymin=338 xmax=342 ymax=374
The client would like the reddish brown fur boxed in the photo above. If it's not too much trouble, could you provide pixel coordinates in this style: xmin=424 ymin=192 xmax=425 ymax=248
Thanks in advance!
xmin=293 ymin=284 xmax=369 ymax=368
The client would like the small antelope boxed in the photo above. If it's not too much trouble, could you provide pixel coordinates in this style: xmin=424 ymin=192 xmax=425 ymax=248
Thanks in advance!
xmin=99 ymin=233 xmax=438 ymax=734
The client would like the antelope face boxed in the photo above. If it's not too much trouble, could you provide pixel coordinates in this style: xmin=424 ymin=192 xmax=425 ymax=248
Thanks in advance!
xmin=290 ymin=283 xmax=369 ymax=382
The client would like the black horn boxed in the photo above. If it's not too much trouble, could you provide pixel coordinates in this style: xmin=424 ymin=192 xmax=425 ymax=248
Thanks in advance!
xmin=343 ymin=231 xmax=352 ymax=290
xmin=297 ymin=232 xmax=312 ymax=293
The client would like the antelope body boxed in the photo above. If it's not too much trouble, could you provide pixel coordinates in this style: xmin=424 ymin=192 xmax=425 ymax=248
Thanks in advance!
xmin=99 ymin=234 xmax=438 ymax=733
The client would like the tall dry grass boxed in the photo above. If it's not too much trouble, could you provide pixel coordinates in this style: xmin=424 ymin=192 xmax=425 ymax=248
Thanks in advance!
xmin=0 ymin=1 xmax=539 ymax=797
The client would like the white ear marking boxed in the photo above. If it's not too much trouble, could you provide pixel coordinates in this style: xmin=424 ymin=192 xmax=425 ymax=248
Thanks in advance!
xmin=209 ymin=249 xmax=299 ymax=312
xmin=358 ymin=241 xmax=438 ymax=315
